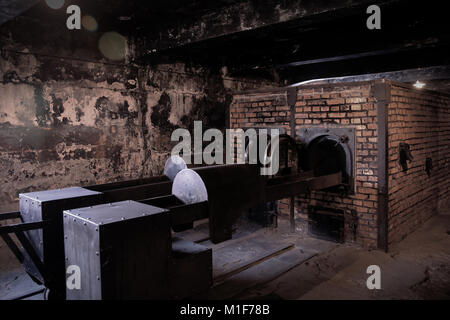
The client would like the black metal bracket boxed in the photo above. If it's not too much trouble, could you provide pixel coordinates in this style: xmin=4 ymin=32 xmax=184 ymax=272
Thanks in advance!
xmin=0 ymin=221 xmax=49 ymax=234
xmin=425 ymin=157 xmax=433 ymax=176
xmin=0 ymin=211 xmax=21 ymax=221
xmin=0 ymin=218 xmax=50 ymax=284
xmin=399 ymin=142 xmax=414 ymax=172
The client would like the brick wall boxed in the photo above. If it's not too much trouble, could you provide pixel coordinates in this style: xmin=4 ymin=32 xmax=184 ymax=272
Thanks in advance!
xmin=230 ymin=91 xmax=291 ymax=134
xmin=231 ymin=82 xmax=379 ymax=249
xmin=387 ymin=83 xmax=450 ymax=244
xmin=230 ymin=80 xmax=450 ymax=250
xmin=294 ymin=83 xmax=379 ymax=249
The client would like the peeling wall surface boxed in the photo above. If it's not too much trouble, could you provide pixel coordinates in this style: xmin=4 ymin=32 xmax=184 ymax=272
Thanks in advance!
xmin=0 ymin=15 xmax=275 ymax=214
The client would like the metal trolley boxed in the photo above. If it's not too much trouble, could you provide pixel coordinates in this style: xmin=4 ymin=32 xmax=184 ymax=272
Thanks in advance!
xmin=0 ymin=134 xmax=346 ymax=299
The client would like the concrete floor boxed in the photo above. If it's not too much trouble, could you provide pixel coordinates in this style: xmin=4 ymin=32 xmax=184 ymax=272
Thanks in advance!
xmin=237 ymin=213 xmax=450 ymax=300
xmin=1 ymin=212 xmax=449 ymax=300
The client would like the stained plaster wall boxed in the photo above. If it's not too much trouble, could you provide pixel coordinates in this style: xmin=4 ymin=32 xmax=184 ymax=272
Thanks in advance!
xmin=0 ymin=13 xmax=276 ymax=269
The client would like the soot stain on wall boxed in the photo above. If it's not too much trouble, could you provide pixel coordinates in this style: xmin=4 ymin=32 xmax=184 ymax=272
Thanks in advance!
xmin=151 ymin=92 xmax=175 ymax=132
xmin=0 ymin=16 xmax=275 ymax=213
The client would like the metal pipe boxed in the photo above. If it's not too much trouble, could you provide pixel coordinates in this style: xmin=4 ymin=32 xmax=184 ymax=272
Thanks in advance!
xmin=290 ymin=196 xmax=295 ymax=233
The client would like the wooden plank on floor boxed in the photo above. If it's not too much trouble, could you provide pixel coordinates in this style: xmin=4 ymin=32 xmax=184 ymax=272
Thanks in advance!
xmin=209 ymin=247 xmax=317 ymax=300
xmin=213 ymin=236 xmax=294 ymax=283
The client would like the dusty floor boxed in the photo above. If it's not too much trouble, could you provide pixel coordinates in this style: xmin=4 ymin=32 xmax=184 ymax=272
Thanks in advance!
xmin=236 ymin=213 xmax=450 ymax=300
xmin=1 ymin=212 xmax=449 ymax=300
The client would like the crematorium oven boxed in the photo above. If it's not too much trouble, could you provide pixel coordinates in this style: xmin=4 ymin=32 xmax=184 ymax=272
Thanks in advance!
xmin=231 ymin=79 xmax=450 ymax=251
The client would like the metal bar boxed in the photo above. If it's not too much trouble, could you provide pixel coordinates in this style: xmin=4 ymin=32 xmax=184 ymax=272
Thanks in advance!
xmin=213 ymin=243 xmax=294 ymax=284
xmin=0 ymin=221 xmax=47 ymax=234
xmin=266 ymin=181 xmax=308 ymax=201
xmin=273 ymin=206 xmax=278 ymax=228
xmin=169 ymin=201 xmax=209 ymax=226
xmin=140 ymin=196 xmax=208 ymax=230
xmin=266 ymin=172 xmax=342 ymax=201
xmin=195 ymin=164 xmax=264 ymax=243
xmin=0 ymin=232 xmax=24 ymax=263
xmin=11 ymin=288 xmax=45 ymax=301
xmin=102 ymin=181 xmax=172 ymax=202
xmin=290 ymin=65 xmax=450 ymax=86
xmin=312 ymin=210 xmax=345 ymax=217
xmin=373 ymin=81 xmax=390 ymax=252
xmin=277 ymin=46 xmax=420 ymax=69
xmin=289 ymin=196 xmax=295 ymax=233
xmin=266 ymin=171 xmax=314 ymax=186
xmin=139 ymin=195 xmax=182 ymax=208
xmin=86 ymin=175 xmax=169 ymax=192
xmin=287 ymin=86 xmax=297 ymax=139
xmin=15 ymin=231 xmax=46 ymax=281
xmin=308 ymin=172 xmax=342 ymax=190
xmin=0 ymin=211 xmax=20 ymax=221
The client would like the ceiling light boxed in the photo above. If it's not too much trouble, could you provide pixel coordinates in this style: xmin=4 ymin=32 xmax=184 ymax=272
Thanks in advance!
xmin=413 ymin=80 xmax=426 ymax=89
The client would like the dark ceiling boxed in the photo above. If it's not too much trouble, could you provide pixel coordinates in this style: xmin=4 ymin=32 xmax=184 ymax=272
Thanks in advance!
xmin=11 ymin=0 xmax=246 ymax=32
xmin=0 ymin=0 xmax=39 ymax=25
xmin=137 ymin=0 xmax=450 ymax=87
xmin=2 ymin=0 xmax=450 ymax=92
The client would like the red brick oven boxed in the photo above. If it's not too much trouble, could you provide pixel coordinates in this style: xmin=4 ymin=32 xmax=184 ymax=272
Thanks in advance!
xmin=230 ymin=79 xmax=450 ymax=250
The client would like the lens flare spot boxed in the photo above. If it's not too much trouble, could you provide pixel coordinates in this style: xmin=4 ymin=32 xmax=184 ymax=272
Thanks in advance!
xmin=413 ymin=80 xmax=426 ymax=89
xmin=98 ymin=32 xmax=128 ymax=61
xmin=82 ymin=15 xmax=98 ymax=32
xmin=45 ymin=0 xmax=65 ymax=9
